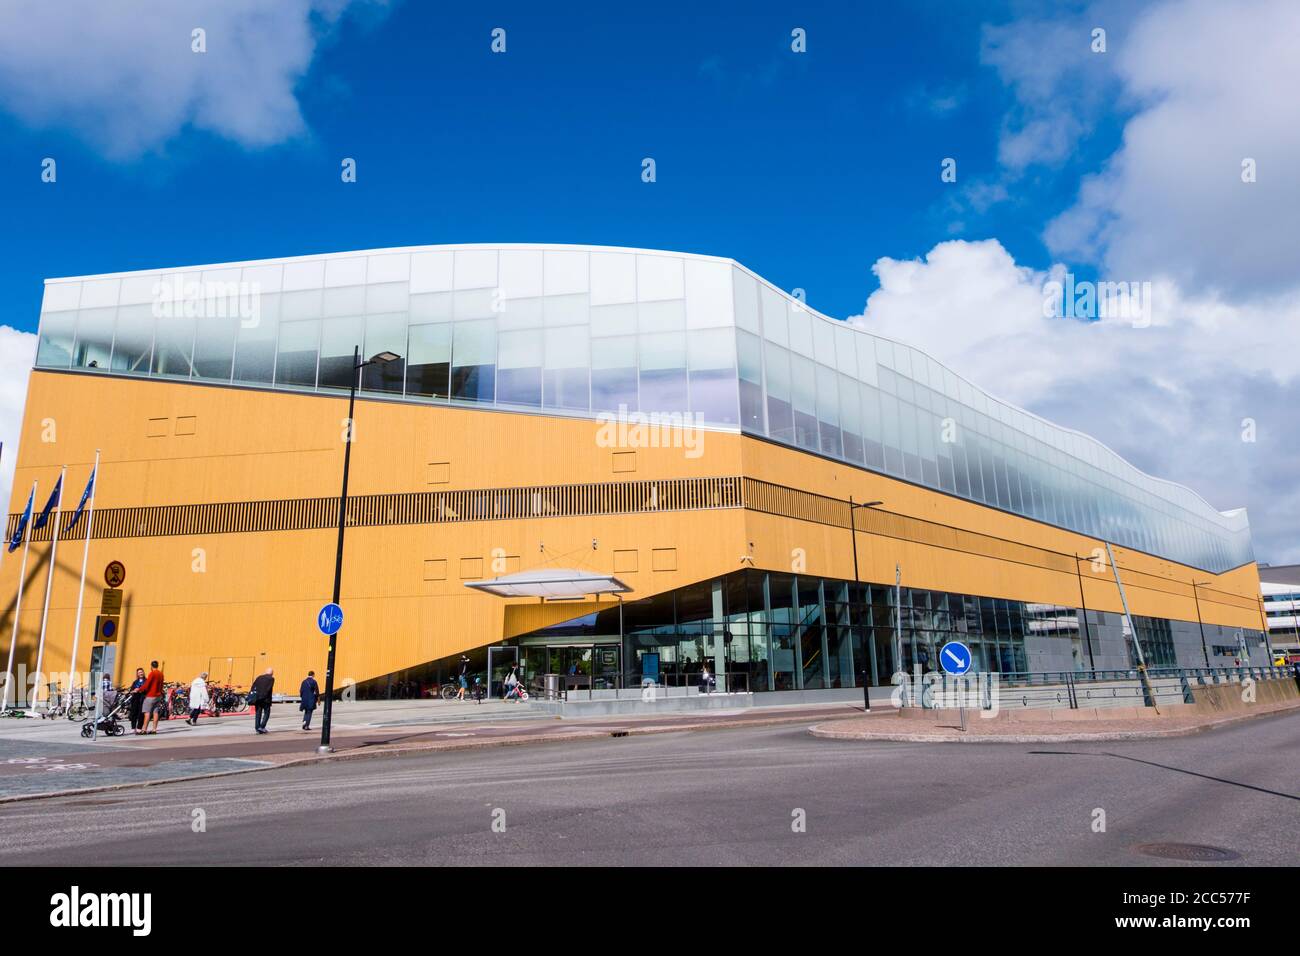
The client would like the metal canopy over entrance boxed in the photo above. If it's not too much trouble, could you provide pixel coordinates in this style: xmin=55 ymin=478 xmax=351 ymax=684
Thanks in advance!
xmin=464 ymin=569 xmax=632 ymax=600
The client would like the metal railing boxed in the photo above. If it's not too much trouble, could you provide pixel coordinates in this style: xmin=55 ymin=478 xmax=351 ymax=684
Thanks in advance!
xmin=924 ymin=664 xmax=1296 ymax=711
xmin=527 ymin=670 xmax=753 ymax=702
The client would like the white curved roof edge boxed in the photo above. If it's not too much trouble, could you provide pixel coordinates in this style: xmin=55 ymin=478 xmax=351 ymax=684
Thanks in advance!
xmin=41 ymin=242 xmax=1248 ymax=530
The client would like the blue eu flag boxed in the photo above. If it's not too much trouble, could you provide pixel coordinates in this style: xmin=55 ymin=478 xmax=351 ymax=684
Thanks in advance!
xmin=32 ymin=475 xmax=62 ymax=531
xmin=7 ymin=486 xmax=34 ymax=552
xmin=67 ymin=467 xmax=95 ymax=532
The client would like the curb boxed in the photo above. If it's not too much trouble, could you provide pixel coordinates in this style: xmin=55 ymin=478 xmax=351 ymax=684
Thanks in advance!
xmin=808 ymin=702 xmax=1300 ymax=744
xmin=0 ymin=710 xmax=835 ymax=804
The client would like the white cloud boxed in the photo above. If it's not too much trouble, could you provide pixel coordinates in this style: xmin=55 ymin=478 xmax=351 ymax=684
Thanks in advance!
xmin=0 ymin=328 xmax=37 ymax=520
xmin=1048 ymin=0 xmax=1300 ymax=296
xmin=0 ymin=0 xmax=388 ymax=159
xmin=848 ymin=238 xmax=1300 ymax=564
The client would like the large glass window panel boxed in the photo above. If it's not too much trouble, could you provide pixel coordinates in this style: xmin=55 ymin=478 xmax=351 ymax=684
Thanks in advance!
xmin=406 ymin=323 xmax=451 ymax=399
xmin=451 ymin=318 xmax=497 ymax=403
xmin=318 ymin=316 xmax=365 ymax=391
xmin=684 ymin=259 xmax=732 ymax=328
xmin=497 ymin=328 xmax=543 ymax=407
xmin=737 ymin=330 xmax=765 ymax=434
xmin=760 ymin=287 xmax=788 ymax=346
xmin=638 ymin=299 xmax=686 ymax=333
xmin=687 ymin=327 xmax=737 ymax=424
xmin=952 ymin=444 xmax=971 ymax=497
xmin=590 ymin=303 xmax=637 ymax=337
xmin=111 ymin=305 xmax=155 ymax=376
xmin=899 ymin=402 xmax=923 ymax=482
xmin=454 ymin=289 xmax=496 ymax=321
xmin=764 ymin=343 xmax=794 ymax=443
xmin=410 ymin=292 xmax=453 ymax=324
xmin=790 ymin=354 xmax=818 ymax=450
xmin=366 ymin=282 xmax=408 ymax=316
xmin=787 ymin=304 xmax=814 ymax=357
xmin=591 ymin=336 xmax=637 ymax=412
xmin=590 ymin=252 xmax=637 ymax=305
xmin=71 ymin=308 xmax=115 ymax=370
xmin=638 ymin=331 xmax=687 ymax=414
xmin=36 ymin=310 xmax=77 ymax=368
xmin=816 ymin=369 xmax=842 ymax=457
xmin=41 ymin=282 xmax=82 ymax=314
xmin=813 ymin=319 xmax=837 ymax=367
xmin=274 ymin=319 xmax=320 ymax=388
xmin=543 ymin=249 xmax=588 ymax=296
xmin=856 ymin=334 xmax=878 ymax=387
xmin=453 ymin=249 xmax=497 ymax=289
xmin=151 ymin=311 xmax=196 ymax=379
xmin=838 ymin=374 xmax=864 ymax=463
xmin=192 ymin=313 xmax=238 ymax=382
xmin=362 ymin=312 xmax=407 ymax=393
xmin=880 ymin=393 xmax=903 ymax=475
xmin=321 ymin=286 xmax=362 ymax=318
xmin=732 ymin=269 xmax=761 ymax=335
xmin=497 ymin=296 xmax=543 ymax=331
xmin=499 ymin=249 xmax=544 ymax=300
xmin=833 ymin=323 xmax=858 ymax=376
xmin=544 ymin=292 xmax=588 ymax=327
xmin=861 ymin=385 xmax=885 ymax=469
xmin=543 ymin=325 xmax=590 ymax=411
xmin=636 ymin=254 xmax=684 ymax=301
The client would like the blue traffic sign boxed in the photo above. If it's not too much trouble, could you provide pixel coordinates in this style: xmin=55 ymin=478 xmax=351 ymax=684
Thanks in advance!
xmin=939 ymin=640 xmax=972 ymax=676
xmin=317 ymin=603 xmax=344 ymax=636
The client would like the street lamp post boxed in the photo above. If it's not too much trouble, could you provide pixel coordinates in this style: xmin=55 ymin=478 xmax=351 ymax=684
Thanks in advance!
xmin=848 ymin=496 xmax=884 ymax=712
xmin=318 ymin=346 xmax=401 ymax=755
xmin=1190 ymin=581 xmax=1211 ymax=668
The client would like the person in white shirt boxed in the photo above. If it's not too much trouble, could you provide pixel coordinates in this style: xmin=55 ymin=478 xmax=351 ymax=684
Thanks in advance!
xmin=186 ymin=672 xmax=209 ymax=726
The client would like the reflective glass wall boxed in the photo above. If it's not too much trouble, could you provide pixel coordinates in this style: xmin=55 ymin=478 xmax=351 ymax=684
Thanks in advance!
xmin=33 ymin=245 xmax=1251 ymax=573
xmin=729 ymin=267 xmax=1253 ymax=574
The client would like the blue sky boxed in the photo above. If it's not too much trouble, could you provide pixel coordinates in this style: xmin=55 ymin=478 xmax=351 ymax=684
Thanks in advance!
xmin=0 ymin=0 xmax=1297 ymax=562
xmin=0 ymin=0 xmax=1114 ymax=328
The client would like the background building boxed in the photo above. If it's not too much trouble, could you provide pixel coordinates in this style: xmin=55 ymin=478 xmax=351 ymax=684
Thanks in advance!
xmin=1259 ymin=563 xmax=1300 ymax=661
xmin=1 ymin=245 xmax=1268 ymax=700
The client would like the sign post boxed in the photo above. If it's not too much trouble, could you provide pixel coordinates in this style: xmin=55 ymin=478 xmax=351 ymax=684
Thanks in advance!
xmin=940 ymin=640 xmax=973 ymax=732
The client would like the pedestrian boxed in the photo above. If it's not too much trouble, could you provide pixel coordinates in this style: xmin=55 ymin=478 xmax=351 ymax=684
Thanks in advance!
xmin=456 ymin=655 xmax=469 ymax=701
xmin=503 ymin=663 xmax=520 ymax=701
xmin=700 ymin=663 xmax=713 ymax=694
xmin=127 ymin=667 xmax=146 ymax=734
xmin=299 ymin=670 xmax=320 ymax=731
xmin=139 ymin=660 xmax=165 ymax=735
xmin=249 ymin=667 xmax=275 ymax=734
xmin=187 ymin=672 xmax=209 ymax=725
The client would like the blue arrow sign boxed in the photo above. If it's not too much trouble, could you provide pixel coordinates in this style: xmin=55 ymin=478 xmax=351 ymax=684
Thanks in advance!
xmin=317 ymin=603 xmax=344 ymax=636
xmin=939 ymin=640 xmax=972 ymax=676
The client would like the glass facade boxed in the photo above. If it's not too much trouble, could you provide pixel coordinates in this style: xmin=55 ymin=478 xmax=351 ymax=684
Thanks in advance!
xmin=34 ymin=245 xmax=1252 ymax=573
xmin=352 ymin=569 xmax=1267 ymax=698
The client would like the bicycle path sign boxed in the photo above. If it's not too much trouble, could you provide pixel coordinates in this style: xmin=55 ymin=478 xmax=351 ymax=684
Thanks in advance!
xmin=317 ymin=603 xmax=344 ymax=636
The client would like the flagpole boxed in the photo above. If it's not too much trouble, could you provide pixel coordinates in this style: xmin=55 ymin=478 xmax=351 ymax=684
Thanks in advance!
xmin=31 ymin=465 xmax=66 ymax=712
xmin=2 ymin=482 xmax=38 ymax=712
xmin=65 ymin=451 xmax=100 ymax=711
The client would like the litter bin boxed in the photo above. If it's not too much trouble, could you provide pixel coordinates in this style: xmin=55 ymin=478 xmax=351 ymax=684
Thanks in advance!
xmin=544 ymin=673 xmax=562 ymax=701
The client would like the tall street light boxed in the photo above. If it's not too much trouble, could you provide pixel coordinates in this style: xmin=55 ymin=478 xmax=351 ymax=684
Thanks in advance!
xmin=848 ymin=497 xmax=884 ymax=712
xmin=318 ymin=346 xmax=401 ymax=755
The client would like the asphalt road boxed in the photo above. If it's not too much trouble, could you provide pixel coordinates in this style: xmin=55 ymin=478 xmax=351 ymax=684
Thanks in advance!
xmin=1 ymin=711 xmax=1296 ymax=866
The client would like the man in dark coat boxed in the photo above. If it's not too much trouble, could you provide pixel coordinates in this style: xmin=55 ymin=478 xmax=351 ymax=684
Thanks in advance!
xmin=299 ymin=670 xmax=320 ymax=731
xmin=249 ymin=668 xmax=275 ymax=734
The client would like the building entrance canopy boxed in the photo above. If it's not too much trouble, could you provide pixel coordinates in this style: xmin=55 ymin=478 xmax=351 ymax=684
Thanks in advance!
xmin=464 ymin=569 xmax=632 ymax=600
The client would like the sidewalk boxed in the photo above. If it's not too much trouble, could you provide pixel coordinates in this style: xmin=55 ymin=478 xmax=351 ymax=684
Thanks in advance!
xmin=809 ymin=698 xmax=1300 ymax=743
xmin=0 ymin=698 xmax=863 ymax=801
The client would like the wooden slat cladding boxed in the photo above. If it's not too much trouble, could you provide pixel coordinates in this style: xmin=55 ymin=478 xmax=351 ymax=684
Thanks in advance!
xmin=6 ymin=476 xmax=745 ymax=542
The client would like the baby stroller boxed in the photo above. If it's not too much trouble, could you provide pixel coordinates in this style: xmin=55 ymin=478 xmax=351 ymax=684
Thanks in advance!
xmin=80 ymin=688 xmax=130 ymax=737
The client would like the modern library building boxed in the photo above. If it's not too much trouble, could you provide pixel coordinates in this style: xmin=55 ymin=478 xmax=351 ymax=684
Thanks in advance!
xmin=2 ymin=245 xmax=1271 ymax=699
